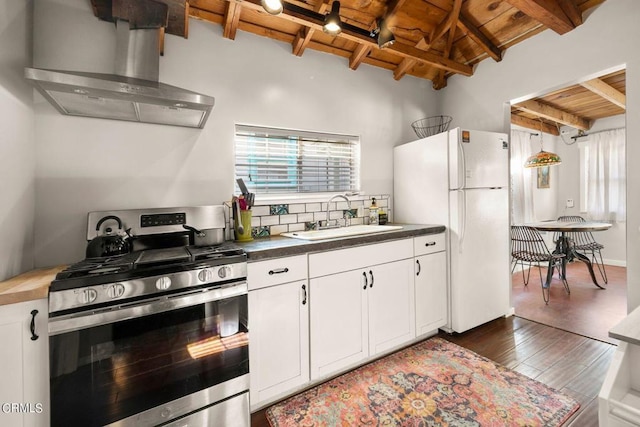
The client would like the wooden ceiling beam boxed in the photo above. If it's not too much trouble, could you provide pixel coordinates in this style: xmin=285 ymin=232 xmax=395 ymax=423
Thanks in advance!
xmin=349 ymin=44 xmax=371 ymax=70
xmin=314 ymin=0 xmax=330 ymax=14
xmin=228 ymin=0 xmax=472 ymax=76
xmin=580 ymin=78 xmax=626 ymax=110
xmin=393 ymin=0 xmax=461 ymax=82
xmin=433 ymin=1 xmax=461 ymax=90
xmin=503 ymin=0 xmax=578 ymax=35
xmin=515 ymin=99 xmax=592 ymax=130
xmin=223 ymin=0 xmax=242 ymax=40
xmin=559 ymin=0 xmax=582 ymax=26
xmin=393 ymin=38 xmax=427 ymax=80
xmin=292 ymin=27 xmax=315 ymax=56
xmin=383 ymin=0 xmax=408 ymax=17
xmin=456 ymin=13 xmax=502 ymax=62
xmin=511 ymin=114 xmax=560 ymax=136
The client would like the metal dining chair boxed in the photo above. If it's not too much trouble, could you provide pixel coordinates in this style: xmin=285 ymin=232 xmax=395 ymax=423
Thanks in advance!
xmin=511 ymin=225 xmax=569 ymax=304
xmin=555 ymin=215 xmax=608 ymax=284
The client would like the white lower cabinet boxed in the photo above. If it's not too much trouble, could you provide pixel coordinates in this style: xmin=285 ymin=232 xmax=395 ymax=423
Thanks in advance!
xmin=248 ymin=234 xmax=448 ymax=409
xmin=308 ymin=239 xmax=416 ymax=381
xmin=0 ymin=298 xmax=49 ymax=427
xmin=309 ymin=269 xmax=369 ymax=380
xmin=414 ymin=251 xmax=447 ymax=335
xmin=248 ymin=256 xmax=309 ymax=410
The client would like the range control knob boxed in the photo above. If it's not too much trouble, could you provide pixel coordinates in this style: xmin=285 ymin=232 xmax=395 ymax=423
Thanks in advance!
xmin=198 ymin=269 xmax=214 ymax=283
xmin=218 ymin=266 xmax=231 ymax=279
xmin=107 ymin=283 xmax=126 ymax=299
xmin=155 ymin=276 xmax=172 ymax=290
xmin=78 ymin=288 xmax=98 ymax=304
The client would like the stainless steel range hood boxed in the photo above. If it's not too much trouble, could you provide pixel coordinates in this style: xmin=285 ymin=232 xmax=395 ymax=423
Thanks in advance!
xmin=25 ymin=21 xmax=215 ymax=129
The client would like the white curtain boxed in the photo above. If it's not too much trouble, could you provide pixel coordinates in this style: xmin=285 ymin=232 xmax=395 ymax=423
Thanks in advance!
xmin=510 ymin=130 xmax=535 ymax=224
xmin=585 ymin=128 xmax=626 ymax=222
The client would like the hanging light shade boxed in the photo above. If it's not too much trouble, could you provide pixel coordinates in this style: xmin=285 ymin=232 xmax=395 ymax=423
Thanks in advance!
xmin=524 ymin=150 xmax=562 ymax=168
xmin=323 ymin=1 xmax=342 ymax=35
xmin=524 ymin=130 xmax=562 ymax=168
xmin=261 ymin=0 xmax=283 ymax=15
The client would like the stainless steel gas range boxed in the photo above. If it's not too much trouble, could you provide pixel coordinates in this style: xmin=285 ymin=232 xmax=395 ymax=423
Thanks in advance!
xmin=48 ymin=206 xmax=249 ymax=427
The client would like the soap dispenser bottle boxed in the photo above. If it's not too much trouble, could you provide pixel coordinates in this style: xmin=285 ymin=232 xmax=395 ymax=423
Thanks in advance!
xmin=369 ymin=198 xmax=379 ymax=225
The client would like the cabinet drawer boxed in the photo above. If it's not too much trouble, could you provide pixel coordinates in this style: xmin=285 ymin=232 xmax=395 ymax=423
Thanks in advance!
xmin=309 ymin=239 xmax=413 ymax=278
xmin=248 ymin=255 xmax=308 ymax=290
xmin=414 ymin=233 xmax=446 ymax=256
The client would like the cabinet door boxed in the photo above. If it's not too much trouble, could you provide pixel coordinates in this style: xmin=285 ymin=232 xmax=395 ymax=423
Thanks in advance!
xmin=415 ymin=252 xmax=447 ymax=335
xmin=368 ymin=259 xmax=415 ymax=356
xmin=248 ymin=281 xmax=309 ymax=409
xmin=310 ymin=270 xmax=368 ymax=380
xmin=0 ymin=298 xmax=49 ymax=427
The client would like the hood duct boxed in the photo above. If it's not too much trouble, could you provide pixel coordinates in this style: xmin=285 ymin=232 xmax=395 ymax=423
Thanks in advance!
xmin=25 ymin=21 xmax=214 ymax=129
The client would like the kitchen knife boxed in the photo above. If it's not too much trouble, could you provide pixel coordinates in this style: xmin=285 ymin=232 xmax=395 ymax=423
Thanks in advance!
xmin=236 ymin=178 xmax=249 ymax=195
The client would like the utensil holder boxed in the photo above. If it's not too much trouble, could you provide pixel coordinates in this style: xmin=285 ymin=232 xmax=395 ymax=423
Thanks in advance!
xmin=235 ymin=210 xmax=253 ymax=241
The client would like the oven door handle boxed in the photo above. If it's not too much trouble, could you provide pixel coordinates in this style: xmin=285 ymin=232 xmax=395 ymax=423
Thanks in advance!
xmin=49 ymin=281 xmax=247 ymax=336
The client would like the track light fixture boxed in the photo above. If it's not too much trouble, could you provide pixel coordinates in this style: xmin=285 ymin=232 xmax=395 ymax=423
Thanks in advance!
xmin=261 ymin=0 xmax=283 ymax=15
xmin=371 ymin=18 xmax=395 ymax=48
xmin=323 ymin=1 xmax=342 ymax=35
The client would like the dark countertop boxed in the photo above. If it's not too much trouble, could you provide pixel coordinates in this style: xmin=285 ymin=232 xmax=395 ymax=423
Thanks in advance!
xmin=235 ymin=224 xmax=445 ymax=261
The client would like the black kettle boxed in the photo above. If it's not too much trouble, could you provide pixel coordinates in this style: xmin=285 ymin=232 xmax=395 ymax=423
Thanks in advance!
xmin=86 ymin=215 xmax=133 ymax=258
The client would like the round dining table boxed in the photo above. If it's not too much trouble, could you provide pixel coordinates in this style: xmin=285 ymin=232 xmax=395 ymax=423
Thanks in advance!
xmin=524 ymin=221 xmax=612 ymax=289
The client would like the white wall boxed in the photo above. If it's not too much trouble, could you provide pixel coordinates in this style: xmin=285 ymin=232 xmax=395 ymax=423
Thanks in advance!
xmin=0 ymin=0 xmax=35 ymax=281
xmin=556 ymin=115 xmax=627 ymax=266
xmin=32 ymin=0 xmax=438 ymax=267
xmin=441 ymin=1 xmax=640 ymax=310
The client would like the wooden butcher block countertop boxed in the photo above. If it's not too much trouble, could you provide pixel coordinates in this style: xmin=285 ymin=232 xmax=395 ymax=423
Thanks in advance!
xmin=0 ymin=266 xmax=66 ymax=306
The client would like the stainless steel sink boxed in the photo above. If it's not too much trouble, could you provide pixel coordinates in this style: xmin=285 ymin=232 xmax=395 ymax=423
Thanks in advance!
xmin=281 ymin=225 xmax=403 ymax=241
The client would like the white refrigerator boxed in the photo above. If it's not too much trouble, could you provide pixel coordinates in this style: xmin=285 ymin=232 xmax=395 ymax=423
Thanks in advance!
xmin=394 ymin=127 xmax=510 ymax=333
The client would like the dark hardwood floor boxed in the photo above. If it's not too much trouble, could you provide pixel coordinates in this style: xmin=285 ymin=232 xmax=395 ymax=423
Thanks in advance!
xmin=251 ymin=316 xmax=615 ymax=427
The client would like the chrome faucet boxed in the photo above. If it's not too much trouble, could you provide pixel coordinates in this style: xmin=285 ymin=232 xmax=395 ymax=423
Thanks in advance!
xmin=320 ymin=194 xmax=352 ymax=229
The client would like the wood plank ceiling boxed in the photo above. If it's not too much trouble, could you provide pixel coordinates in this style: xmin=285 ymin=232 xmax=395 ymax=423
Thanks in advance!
xmin=511 ymin=68 xmax=626 ymax=135
xmin=91 ymin=1 xmax=625 ymax=135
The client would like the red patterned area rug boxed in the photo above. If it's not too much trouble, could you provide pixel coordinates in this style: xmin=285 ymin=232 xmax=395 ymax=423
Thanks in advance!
xmin=266 ymin=337 xmax=579 ymax=426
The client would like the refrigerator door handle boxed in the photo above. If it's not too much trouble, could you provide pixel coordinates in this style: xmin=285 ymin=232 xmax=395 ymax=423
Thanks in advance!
xmin=458 ymin=138 xmax=467 ymax=190
xmin=458 ymin=189 xmax=467 ymax=252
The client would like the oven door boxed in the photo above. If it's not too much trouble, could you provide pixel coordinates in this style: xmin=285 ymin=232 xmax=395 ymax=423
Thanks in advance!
xmin=48 ymin=282 xmax=249 ymax=427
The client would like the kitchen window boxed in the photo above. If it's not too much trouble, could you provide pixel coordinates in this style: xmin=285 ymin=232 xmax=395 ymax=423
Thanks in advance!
xmin=234 ymin=124 xmax=360 ymax=194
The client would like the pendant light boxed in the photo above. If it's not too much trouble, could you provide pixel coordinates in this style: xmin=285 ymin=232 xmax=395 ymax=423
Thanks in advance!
xmin=524 ymin=131 xmax=562 ymax=168
xmin=261 ymin=0 xmax=283 ymax=15
xmin=323 ymin=1 xmax=342 ymax=35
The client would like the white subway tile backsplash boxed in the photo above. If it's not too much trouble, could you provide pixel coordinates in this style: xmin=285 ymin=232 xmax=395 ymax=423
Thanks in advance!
xmin=297 ymin=213 xmax=314 ymax=222
xmin=243 ymin=194 xmax=390 ymax=239
xmin=279 ymin=214 xmax=298 ymax=224
xmin=314 ymin=212 xmax=327 ymax=222
xmin=260 ymin=215 xmax=280 ymax=226
xmin=252 ymin=206 xmax=270 ymax=216
xmin=270 ymin=224 xmax=289 ymax=235
xmin=329 ymin=210 xmax=343 ymax=220
xmin=289 ymin=204 xmax=306 ymax=214
xmin=288 ymin=222 xmax=305 ymax=232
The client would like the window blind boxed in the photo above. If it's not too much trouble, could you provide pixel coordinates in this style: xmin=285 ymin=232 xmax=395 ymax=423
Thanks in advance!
xmin=234 ymin=124 xmax=360 ymax=194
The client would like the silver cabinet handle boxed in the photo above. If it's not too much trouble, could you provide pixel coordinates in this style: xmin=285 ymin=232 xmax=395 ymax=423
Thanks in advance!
xmin=301 ymin=284 xmax=307 ymax=305
xmin=268 ymin=267 xmax=289 ymax=275
xmin=416 ymin=259 xmax=421 ymax=276
xmin=362 ymin=272 xmax=368 ymax=290
xmin=368 ymin=270 xmax=374 ymax=288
